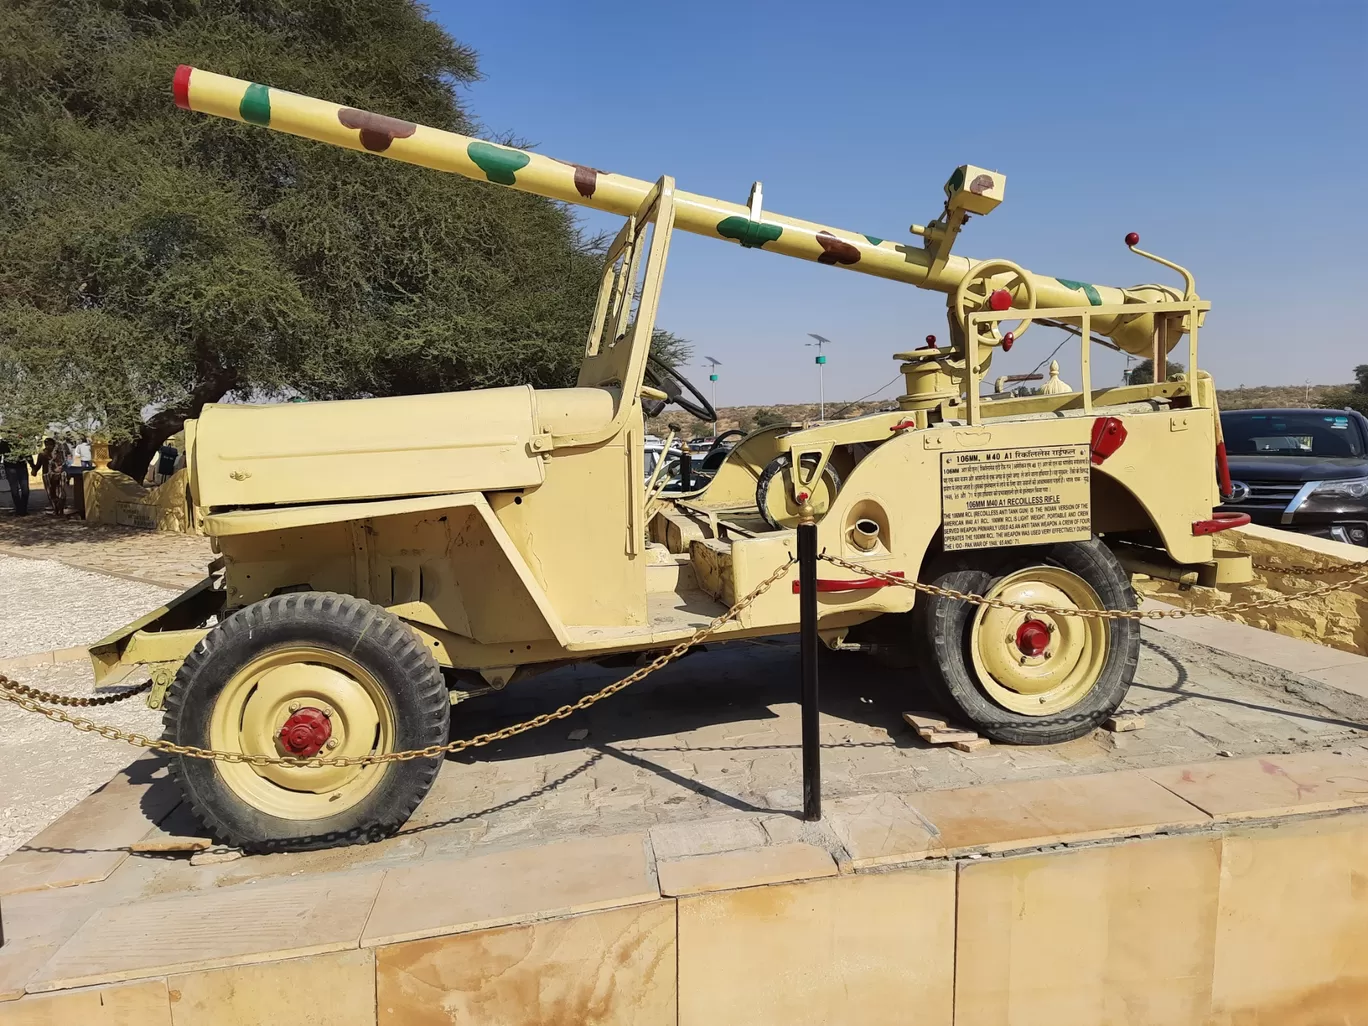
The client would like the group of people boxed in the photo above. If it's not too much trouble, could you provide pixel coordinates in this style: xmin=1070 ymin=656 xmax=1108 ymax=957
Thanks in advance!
xmin=0 ymin=434 xmax=91 ymax=517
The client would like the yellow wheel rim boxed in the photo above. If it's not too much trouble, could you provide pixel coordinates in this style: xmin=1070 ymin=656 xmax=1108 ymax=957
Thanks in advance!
xmin=761 ymin=466 xmax=837 ymax=529
xmin=209 ymin=645 xmax=395 ymax=820
xmin=969 ymin=566 xmax=1108 ymax=717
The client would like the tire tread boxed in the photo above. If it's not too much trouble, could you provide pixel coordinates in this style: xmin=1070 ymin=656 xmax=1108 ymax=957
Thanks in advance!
xmin=163 ymin=592 xmax=449 ymax=852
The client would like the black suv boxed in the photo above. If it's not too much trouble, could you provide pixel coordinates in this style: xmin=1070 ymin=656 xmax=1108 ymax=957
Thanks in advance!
xmin=1218 ymin=408 xmax=1368 ymax=547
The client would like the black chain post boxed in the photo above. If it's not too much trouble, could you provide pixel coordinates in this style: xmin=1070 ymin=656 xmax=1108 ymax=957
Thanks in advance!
xmin=797 ymin=518 xmax=821 ymax=821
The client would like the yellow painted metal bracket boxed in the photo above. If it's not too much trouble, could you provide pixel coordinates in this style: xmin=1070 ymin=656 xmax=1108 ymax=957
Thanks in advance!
xmin=88 ymin=566 xmax=225 ymax=684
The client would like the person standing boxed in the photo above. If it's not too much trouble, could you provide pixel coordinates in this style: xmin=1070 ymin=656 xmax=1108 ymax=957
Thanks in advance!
xmin=0 ymin=433 xmax=32 ymax=516
xmin=33 ymin=437 xmax=68 ymax=516
xmin=155 ymin=441 xmax=179 ymax=485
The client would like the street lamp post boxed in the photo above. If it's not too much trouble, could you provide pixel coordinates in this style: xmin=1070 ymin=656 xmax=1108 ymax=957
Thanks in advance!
xmin=704 ymin=357 xmax=721 ymax=436
xmin=806 ymin=334 xmax=833 ymax=421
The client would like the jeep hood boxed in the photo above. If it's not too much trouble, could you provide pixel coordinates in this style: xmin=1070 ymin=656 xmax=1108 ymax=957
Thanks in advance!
xmin=189 ymin=385 xmax=616 ymax=509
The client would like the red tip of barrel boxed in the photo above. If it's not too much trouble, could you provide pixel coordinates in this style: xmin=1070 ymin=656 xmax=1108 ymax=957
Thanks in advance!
xmin=1125 ymin=232 xmax=1140 ymax=247
xmin=172 ymin=65 xmax=193 ymax=109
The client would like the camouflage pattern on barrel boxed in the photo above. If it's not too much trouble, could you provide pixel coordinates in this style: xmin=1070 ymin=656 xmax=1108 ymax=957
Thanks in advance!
xmin=173 ymin=66 xmax=1184 ymax=355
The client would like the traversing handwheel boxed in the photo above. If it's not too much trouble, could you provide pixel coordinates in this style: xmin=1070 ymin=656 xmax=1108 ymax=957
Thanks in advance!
xmin=643 ymin=355 xmax=717 ymax=423
xmin=755 ymin=453 xmax=841 ymax=530
xmin=953 ymin=258 xmax=1037 ymax=347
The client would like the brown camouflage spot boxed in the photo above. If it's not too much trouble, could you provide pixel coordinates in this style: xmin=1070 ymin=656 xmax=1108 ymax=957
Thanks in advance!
xmin=969 ymin=173 xmax=995 ymax=195
xmin=551 ymin=159 xmax=604 ymax=198
xmin=572 ymin=164 xmax=602 ymax=198
xmin=816 ymin=231 xmax=861 ymax=266
xmin=337 ymin=108 xmax=417 ymax=152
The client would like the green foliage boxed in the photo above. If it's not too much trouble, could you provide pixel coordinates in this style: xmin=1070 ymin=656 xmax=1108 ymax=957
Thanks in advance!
xmin=1318 ymin=364 xmax=1368 ymax=416
xmin=0 ymin=0 xmax=603 ymax=472
xmin=649 ymin=329 xmax=693 ymax=370
xmin=1123 ymin=358 xmax=1186 ymax=386
xmin=752 ymin=408 xmax=787 ymax=429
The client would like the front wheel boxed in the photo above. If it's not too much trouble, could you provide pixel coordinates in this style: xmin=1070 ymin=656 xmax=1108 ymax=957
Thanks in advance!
xmin=914 ymin=539 xmax=1139 ymax=745
xmin=163 ymin=592 xmax=450 ymax=852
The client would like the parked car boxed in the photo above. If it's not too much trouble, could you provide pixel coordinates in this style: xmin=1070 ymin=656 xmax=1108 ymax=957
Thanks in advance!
xmin=1217 ymin=408 xmax=1368 ymax=547
xmin=642 ymin=431 xmax=745 ymax=492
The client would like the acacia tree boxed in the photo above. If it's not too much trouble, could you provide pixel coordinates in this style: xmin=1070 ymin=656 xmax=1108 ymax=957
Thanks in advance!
xmin=1123 ymin=358 xmax=1186 ymax=385
xmin=0 ymin=0 xmax=606 ymax=478
xmin=1320 ymin=364 xmax=1368 ymax=416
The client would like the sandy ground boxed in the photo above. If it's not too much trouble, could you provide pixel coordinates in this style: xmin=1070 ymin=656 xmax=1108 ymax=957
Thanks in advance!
xmin=0 ymin=659 xmax=162 ymax=857
xmin=0 ymin=553 xmax=177 ymax=659
xmin=0 ymin=553 xmax=173 ymax=856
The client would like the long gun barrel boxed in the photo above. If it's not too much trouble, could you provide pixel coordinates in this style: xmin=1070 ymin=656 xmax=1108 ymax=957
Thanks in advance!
xmin=173 ymin=66 xmax=1185 ymax=355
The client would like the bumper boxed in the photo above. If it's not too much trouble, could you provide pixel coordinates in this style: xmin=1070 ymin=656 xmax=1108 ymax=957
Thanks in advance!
xmin=88 ymin=563 xmax=225 ymax=686
xmin=1223 ymin=508 xmax=1368 ymax=547
xmin=1292 ymin=522 xmax=1368 ymax=547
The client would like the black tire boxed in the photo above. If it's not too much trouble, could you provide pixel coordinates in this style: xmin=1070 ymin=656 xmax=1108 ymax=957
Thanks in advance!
xmin=163 ymin=592 xmax=449 ymax=852
xmin=913 ymin=539 xmax=1139 ymax=745
xmin=755 ymin=453 xmax=842 ymax=529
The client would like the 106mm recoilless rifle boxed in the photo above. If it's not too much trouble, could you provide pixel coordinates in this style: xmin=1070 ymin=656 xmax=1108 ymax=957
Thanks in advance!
xmin=172 ymin=65 xmax=1192 ymax=359
xmin=83 ymin=67 xmax=1243 ymax=850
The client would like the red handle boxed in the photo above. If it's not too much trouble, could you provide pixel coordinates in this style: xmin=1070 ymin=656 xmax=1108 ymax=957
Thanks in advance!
xmin=792 ymin=571 xmax=905 ymax=594
xmin=1215 ymin=441 xmax=1234 ymax=499
xmin=1192 ymin=512 xmax=1250 ymax=536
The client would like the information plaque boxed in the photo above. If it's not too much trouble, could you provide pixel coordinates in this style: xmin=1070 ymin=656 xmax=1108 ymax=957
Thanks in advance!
xmin=941 ymin=444 xmax=1092 ymax=551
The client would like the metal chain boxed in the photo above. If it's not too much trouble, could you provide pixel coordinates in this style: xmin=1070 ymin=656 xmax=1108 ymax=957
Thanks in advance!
xmin=817 ymin=552 xmax=1368 ymax=622
xmin=2 ymin=547 xmax=1363 ymax=767
xmin=0 ymin=676 xmax=152 ymax=707
xmin=1249 ymin=558 xmax=1367 ymax=575
xmin=0 ymin=557 xmax=796 ymax=769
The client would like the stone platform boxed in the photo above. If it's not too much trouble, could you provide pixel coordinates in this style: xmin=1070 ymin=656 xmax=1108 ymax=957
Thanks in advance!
xmin=1 ymin=612 xmax=1366 ymax=1024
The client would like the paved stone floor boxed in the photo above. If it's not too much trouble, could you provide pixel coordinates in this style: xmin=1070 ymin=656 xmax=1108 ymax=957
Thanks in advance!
xmin=20 ymin=622 xmax=1355 ymax=895
xmin=0 ymin=513 xmax=212 ymax=589
xmin=1 ymin=515 xmax=1365 ymax=890
xmin=389 ymin=627 xmax=1368 ymax=861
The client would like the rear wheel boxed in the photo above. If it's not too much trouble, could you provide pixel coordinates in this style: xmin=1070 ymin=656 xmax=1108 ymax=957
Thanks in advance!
xmin=913 ymin=539 xmax=1139 ymax=745
xmin=164 ymin=592 xmax=449 ymax=852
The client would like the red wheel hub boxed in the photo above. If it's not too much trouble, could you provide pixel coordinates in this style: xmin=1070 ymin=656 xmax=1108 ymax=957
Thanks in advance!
xmin=279 ymin=707 xmax=332 ymax=757
xmin=1015 ymin=619 xmax=1051 ymax=658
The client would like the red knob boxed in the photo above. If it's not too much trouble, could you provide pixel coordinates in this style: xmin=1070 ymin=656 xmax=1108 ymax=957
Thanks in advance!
xmin=988 ymin=288 xmax=1013 ymax=312
xmin=1002 ymin=332 xmax=1015 ymax=351
xmin=279 ymin=707 xmax=332 ymax=757
xmin=1125 ymin=232 xmax=1140 ymax=247
xmin=1015 ymin=619 xmax=1051 ymax=657
xmin=925 ymin=334 xmax=937 ymax=348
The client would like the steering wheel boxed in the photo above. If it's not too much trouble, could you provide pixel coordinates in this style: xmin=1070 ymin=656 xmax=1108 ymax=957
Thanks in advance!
xmin=953 ymin=258 xmax=1037 ymax=347
xmin=642 ymin=355 xmax=717 ymax=423
xmin=709 ymin=429 xmax=747 ymax=451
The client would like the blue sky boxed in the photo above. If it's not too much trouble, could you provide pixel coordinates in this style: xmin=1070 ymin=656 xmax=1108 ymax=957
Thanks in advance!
xmin=427 ymin=0 xmax=1366 ymax=408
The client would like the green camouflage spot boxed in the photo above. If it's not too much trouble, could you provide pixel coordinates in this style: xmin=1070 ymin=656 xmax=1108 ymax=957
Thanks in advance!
xmin=1056 ymin=277 xmax=1102 ymax=306
xmin=467 ymin=141 xmax=531 ymax=185
xmin=944 ymin=166 xmax=965 ymax=197
xmin=239 ymin=83 xmax=270 ymax=126
xmin=863 ymin=234 xmax=884 ymax=246
xmin=716 ymin=216 xmax=783 ymax=249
